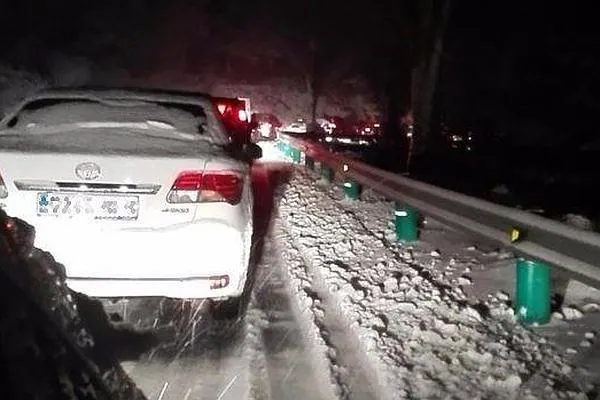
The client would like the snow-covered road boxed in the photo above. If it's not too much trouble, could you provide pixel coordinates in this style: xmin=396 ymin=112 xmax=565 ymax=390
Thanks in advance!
xmin=106 ymin=143 xmax=599 ymax=399
xmin=115 ymin=157 xmax=339 ymax=400
xmin=119 ymin=231 xmax=334 ymax=400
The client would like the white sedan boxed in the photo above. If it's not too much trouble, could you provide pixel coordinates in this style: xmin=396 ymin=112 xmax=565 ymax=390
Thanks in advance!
xmin=0 ymin=88 xmax=261 ymax=316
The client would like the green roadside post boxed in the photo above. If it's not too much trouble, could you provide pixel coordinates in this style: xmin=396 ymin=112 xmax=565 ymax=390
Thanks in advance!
xmin=514 ymin=258 xmax=551 ymax=325
xmin=394 ymin=203 xmax=418 ymax=242
xmin=343 ymin=180 xmax=361 ymax=200
xmin=321 ymin=164 xmax=333 ymax=182
xmin=292 ymin=148 xmax=301 ymax=164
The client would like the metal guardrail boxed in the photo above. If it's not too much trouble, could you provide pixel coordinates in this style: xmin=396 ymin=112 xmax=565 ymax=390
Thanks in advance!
xmin=277 ymin=133 xmax=600 ymax=288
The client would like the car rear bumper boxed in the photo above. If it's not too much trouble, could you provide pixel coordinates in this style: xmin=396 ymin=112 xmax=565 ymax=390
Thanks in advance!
xmin=34 ymin=220 xmax=252 ymax=299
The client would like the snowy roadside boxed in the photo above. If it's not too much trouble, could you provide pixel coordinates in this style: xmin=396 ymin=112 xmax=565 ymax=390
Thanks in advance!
xmin=278 ymin=169 xmax=587 ymax=400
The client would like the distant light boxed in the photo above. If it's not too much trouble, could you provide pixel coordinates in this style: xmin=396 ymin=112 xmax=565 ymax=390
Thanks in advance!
xmin=325 ymin=136 xmax=333 ymax=142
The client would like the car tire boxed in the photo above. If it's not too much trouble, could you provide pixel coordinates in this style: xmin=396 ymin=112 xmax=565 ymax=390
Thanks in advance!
xmin=201 ymin=296 xmax=247 ymax=340
xmin=210 ymin=295 xmax=247 ymax=321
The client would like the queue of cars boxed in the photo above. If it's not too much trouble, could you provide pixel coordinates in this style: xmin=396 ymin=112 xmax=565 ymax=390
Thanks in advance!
xmin=0 ymin=86 xmax=380 ymax=326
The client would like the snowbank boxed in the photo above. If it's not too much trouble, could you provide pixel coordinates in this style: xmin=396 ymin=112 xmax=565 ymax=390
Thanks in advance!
xmin=278 ymin=170 xmax=585 ymax=399
xmin=561 ymin=214 xmax=595 ymax=232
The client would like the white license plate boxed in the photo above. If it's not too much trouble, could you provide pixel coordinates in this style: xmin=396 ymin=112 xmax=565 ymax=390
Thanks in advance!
xmin=37 ymin=192 xmax=139 ymax=220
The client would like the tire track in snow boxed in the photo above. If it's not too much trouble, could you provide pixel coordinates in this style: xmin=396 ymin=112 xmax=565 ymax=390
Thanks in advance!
xmin=276 ymin=224 xmax=346 ymax=399
xmin=256 ymin=228 xmax=338 ymax=400
xmin=277 ymin=217 xmax=384 ymax=400
xmin=118 ymin=294 xmax=270 ymax=399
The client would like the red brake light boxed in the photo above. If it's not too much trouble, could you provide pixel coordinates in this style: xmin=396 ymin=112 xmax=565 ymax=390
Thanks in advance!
xmin=167 ymin=170 xmax=243 ymax=205
xmin=238 ymin=110 xmax=248 ymax=122
xmin=217 ymin=104 xmax=227 ymax=115
xmin=171 ymin=171 xmax=203 ymax=191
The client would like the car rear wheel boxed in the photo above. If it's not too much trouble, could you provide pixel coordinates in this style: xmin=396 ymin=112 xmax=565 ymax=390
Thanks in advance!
xmin=210 ymin=295 xmax=247 ymax=320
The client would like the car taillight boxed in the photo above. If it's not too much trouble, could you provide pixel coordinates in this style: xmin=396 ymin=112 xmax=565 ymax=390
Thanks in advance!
xmin=238 ymin=110 xmax=248 ymax=122
xmin=167 ymin=170 xmax=243 ymax=205
xmin=209 ymin=275 xmax=230 ymax=289
xmin=0 ymin=172 xmax=8 ymax=199
xmin=217 ymin=104 xmax=227 ymax=115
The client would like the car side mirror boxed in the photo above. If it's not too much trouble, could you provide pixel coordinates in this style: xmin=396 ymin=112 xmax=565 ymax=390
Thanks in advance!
xmin=244 ymin=143 xmax=262 ymax=160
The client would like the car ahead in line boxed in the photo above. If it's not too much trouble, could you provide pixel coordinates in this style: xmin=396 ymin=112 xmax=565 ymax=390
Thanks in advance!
xmin=0 ymin=87 xmax=262 ymax=320
xmin=250 ymin=112 xmax=282 ymax=142
xmin=212 ymin=96 xmax=253 ymax=146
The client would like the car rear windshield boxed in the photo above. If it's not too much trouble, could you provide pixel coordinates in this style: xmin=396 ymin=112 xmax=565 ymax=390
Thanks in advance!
xmin=5 ymin=98 xmax=225 ymax=143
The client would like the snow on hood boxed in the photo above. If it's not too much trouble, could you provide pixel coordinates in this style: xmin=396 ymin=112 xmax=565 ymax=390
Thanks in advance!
xmin=278 ymin=171 xmax=583 ymax=399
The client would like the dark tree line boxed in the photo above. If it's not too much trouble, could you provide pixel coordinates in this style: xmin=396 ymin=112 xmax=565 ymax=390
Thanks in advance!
xmin=6 ymin=0 xmax=595 ymax=168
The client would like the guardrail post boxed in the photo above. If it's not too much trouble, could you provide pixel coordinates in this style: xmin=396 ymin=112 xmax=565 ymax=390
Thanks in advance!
xmin=291 ymin=148 xmax=301 ymax=164
xmin=305 ymin=157 xmax=314 ymax=170
xmin=343 ymin=179 xmax=361 ymax=200
xmin=394 ymin=203 xmax=418 ymax=242
xmin=320 ymin=164 xmax=333 ymax=182
xmin=514 ymin=258 xmax=551 ymax=325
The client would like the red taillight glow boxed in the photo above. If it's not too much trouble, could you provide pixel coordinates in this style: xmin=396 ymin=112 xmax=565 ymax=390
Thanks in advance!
xmin=217 ymin=104 xmax=227 ymax=114
xmin=209 ymin=275 xmax=230 ymax=290
xmin=167 ymin=170 xmax=243 ymax=205
xmin=238 ymin=110 xmax=248 ymax=122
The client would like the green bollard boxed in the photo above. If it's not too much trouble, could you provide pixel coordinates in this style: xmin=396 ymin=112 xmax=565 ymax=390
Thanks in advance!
xmin=514 ymin=258 xmax=551 ymax=325
xmin=394 ymin=204 xmax=417 ymax=242
xmin=343 ymin=180 xmax=361 ymax=200
xmin=320 ymin=165 xmax=333 ymax=182
xmin=292 ymin=149 xmax=301 ymax=163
